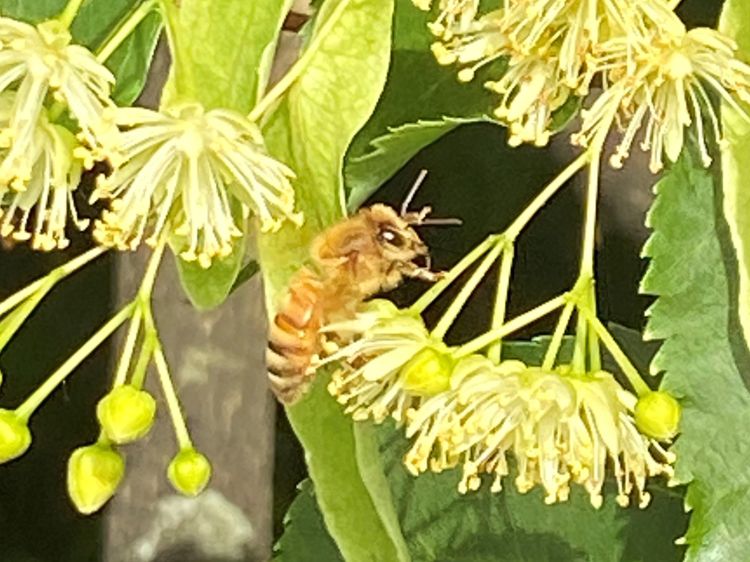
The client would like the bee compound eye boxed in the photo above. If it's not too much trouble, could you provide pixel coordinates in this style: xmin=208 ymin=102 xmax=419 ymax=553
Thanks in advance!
xmin=378 ymin=227 xmax=405 ymax=247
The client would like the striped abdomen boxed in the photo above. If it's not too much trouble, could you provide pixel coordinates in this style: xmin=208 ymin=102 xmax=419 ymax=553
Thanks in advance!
xmin=266 ymin=268 xmax=325 ymax=404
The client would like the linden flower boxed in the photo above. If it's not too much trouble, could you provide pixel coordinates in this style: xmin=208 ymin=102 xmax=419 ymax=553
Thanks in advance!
xmin=0 ymin=95 xmax=87 ymax=250
xmin=321 ymin=300 xmax=449 ymax=424
xmin=576 ymin=25 xmax=750 ymax=172
xmin=411 ymin=0 xmax=480 ymax=38
xmin=0 ymin=18 xmax=114 ymax=190
xmin=485 ymin=50 xmax=571 ymax=147
xmin=92 ymin=103 xmax=300 ymax=267
xmin=499 ymin=0 xmax=680 ymax=93
xmin=405 ymin=363 xmax=674 ymax=508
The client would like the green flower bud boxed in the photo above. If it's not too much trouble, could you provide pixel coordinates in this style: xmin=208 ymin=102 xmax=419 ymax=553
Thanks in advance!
xmin=67 ymin=443 xmax=125 ymax=515
xmin=401 ymin=347 xmax=455 ymax=396
xmin=97 ymin=385 xmax=156 ymax=444
xmin=635 ymin=391 xmax=681 ymax=441
xmin=168 ymin=448 xmax=212 ymax=496
xmin=0 ymin=409 xmax=31 ymax=464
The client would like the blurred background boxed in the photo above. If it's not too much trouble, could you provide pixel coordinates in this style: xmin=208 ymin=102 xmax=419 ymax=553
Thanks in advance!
xmin=0 ymin=0 xmax=723 ymax=560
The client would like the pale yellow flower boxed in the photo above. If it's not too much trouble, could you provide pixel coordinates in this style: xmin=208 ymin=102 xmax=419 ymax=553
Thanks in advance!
xmin=0 ymin=18 xmax=114 ymax=190
xmin=405 ymin=362 xmax=674 ymax=508
xmin=0 ymin=95 xmax=87 ymax=250
xmin=412 ymin=0 xmax=480 ymax=38
xmin=576 ymin=25 xmax=750 ymax=172
xmin=321 ymin=300 xmax=448 ymax=424
xmin=92 ymin=103 xmax=300 ymax=267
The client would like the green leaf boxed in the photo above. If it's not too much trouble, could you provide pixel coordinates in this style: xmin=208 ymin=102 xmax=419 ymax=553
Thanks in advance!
xmin=274 ymin=479 xmax=344 ymax=562
xmin=173 ymin=240 xmax=246 ymax=311
xmin=344 ymin=0 xmax=500 ymax=208
xmin=160 ymin=0 xmax=293 ymax=111
xmin=257 ymin=1 xmax=405 ymax=561
xmin=641 ymin=151 xmax=750 ymax=560
xmin=0 ymin=0 xmax=161 ymax=106
xmin=719 ymin=0 xmax=750 ymax=369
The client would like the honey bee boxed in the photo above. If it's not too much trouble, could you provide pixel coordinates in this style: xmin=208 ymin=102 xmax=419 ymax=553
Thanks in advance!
xmin=266 ymin=198 xmax=443 ymax=404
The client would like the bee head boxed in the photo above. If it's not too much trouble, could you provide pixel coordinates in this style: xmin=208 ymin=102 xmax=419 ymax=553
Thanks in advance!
xmin=369 ymin=204 xmax=429 ymax=262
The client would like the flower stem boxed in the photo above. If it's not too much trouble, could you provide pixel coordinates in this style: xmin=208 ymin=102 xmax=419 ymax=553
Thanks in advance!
xmin=96 ymin=0 xmax=159 ymax=63
xmin=14 ymin=303 xmax=135 ymax=421
xmin=112 ymin=306 xmax=143 ymax=387
xmin=503 ymin=150 xmax=590 ymax=241
xmin=577 ymin=307 xmax=651 ymax=396
xmin=153 ymin=345 xmax=192 ymax=449
xmin=57 ymin=0 xmax=86 ymax=29
xmin=0 ymin=278 xmax=56 ymax=351
xmin=487 ymin=243 xmax=514 ymax=363
xmin=410 ymin=234 xmax=501 ymax=314
xmin=454 ymin=294 xmax=566 ymax=359
xmin=431 ymin=241 xmax=505 ymax=339
xmin=0 ymin=247 xmax=106 ymax=319
xmin=248 ymin=0 xmax=353 ymax=122
xmin=541 ymin=301 xmax=574 ymax=370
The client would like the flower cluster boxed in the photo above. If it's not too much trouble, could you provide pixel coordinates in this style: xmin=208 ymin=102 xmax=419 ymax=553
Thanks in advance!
xmin=418 ymin=0 xmax=750 ymax=169
xmin=0 ymin=14 xmax=301 ymax=262
xmin=91 ymin=103 xmax=300 ymax=267
xmin=0 ymin=17 xmax=113 ymax=249
xmin=320 ymin=300 xmax=678 ymax=509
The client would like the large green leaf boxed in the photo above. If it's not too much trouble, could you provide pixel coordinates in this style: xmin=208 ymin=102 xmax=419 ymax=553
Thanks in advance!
xmin=257 ymin=1 xmax=406 ymax=561
xmin=641 ymin=151 xmax=750 ymax=560
xmin=0 ymin=0 xmax=161 ymax=105
xmin=719 ymin=0 xmax=750 ymax=358
xmin=160 ymin=0 xmax=292 ymax=111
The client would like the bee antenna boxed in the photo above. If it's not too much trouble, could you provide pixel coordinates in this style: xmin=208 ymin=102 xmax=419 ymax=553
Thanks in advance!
xmin=419 ymin=217 xmax=463 ymax=226
xmin=400 ymin=169 xmax=463 ymax=227
xmin=400 ymin=169 xmax=429 ymax=217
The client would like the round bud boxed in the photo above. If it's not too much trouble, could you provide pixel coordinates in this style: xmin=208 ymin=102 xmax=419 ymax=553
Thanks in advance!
xmin=401 ymin=347 xmax=455 ymax=396
xmin=0 ymin=409 xmax=31 ymax=464
xmin=168 ymin=448 xmax=212 ymax=496
xmin=97 ymin=385 xmax=156 ymax=444
xmin=67 ymin=443 xmax=125 ymax=514
xmin=635 ymin=391 xmax=681 ymax=441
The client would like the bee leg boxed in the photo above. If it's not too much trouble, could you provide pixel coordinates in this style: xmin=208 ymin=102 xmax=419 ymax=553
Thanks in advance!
xmin=405 ymin=265 xmax=444 ymax=283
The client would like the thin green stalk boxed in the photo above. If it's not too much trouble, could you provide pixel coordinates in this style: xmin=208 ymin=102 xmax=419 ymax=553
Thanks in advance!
xmin=578 ymin=306 xmax=651 ymax=396
xmin=128 ymin=329 xmax=154 ymax=389
xmin=541 ymin=301 xmax=574 ymax=370
xmin=487 ymin=244 xmax=515 ymax=363
xmin=14 ymin=303 xmax=135 ymax=421
xmin=57 ymin=0 xmax=86 ymax=29
xmin=431 ymin=242 xmax=505 ymax=339
xmin=410 ymin=234 xmax=501 ymax=314
xmin=587 ymin=287 xmax=601 ymax=371
xmin=112 ymin=306 xmax=143 ymax=387
xmin=248 ymin=0 xmax=353 ymax=122
xmin=0 ymin=247 xmax=106 ymax=318
xmin=96 ymin=0 xmax=159 ymax=63
xmin=153 ymin=345 xmax=192 ymax=449
xmin=0 ymin=279 xmax=55 ymax=350
xmin=454 ymin=295 xmax=566 ymax=358
xmin=504 ymin=151 xmax=590 ymax=241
